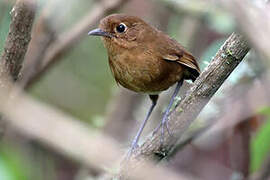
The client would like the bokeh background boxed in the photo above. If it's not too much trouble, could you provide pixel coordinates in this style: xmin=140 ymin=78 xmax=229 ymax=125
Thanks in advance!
xmin=0 ymin=0 xmax=270 ymax=180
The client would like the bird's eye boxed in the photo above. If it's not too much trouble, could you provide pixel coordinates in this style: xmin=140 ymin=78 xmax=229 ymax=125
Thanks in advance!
xmin=116 ymin=23 xmax=127 ymax=33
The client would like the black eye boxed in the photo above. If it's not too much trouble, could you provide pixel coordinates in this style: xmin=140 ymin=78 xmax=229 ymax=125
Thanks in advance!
xmin=116 ymin=23 xmax=127 ymax=33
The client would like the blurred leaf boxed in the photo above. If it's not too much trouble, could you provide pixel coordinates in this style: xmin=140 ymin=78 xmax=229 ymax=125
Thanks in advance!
xmin=0 ymin=159 xmax=13 ymax=180
xmin=250 ymin=106 xmax=270 ymax=172
xmin=0 ymin=146 xmax=30 ymax=180
xmin=257 ymin=106 xmax=270 ymax=116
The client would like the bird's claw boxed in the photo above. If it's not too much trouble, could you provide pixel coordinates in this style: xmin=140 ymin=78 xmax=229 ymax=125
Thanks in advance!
xmin=124 ymin=141 xmax=139 ymax=162
xmin=153 ymin=117 xmax=174 ymax=147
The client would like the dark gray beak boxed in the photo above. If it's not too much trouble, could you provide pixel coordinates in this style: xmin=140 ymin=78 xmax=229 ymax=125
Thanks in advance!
xmin=88 ymin=28 xmax=113 ymax=38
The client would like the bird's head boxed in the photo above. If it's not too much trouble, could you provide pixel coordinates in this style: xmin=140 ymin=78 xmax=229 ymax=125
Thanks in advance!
xmin=88 ymin=14 xmax=155 ymax=51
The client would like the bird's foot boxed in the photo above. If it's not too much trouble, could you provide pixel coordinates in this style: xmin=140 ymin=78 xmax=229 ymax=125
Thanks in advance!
xmin=152 ymin=114 xmax=174 ymax=147
xmin=124 ymin=139 xmax=139 ymax=162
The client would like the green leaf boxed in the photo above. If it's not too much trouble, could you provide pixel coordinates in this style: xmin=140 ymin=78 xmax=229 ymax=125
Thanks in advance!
xmin=0 ymin=146 xmax=30 ymax=180
xmin=250 ymin=106 xmax=270 ymax=172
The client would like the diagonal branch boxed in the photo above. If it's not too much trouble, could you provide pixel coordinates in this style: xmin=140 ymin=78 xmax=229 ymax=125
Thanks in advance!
xmin=124 ymin=33 xmax=250 ymax=172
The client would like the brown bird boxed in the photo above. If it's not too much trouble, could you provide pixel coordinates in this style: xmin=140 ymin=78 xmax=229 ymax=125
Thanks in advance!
xmin=88 ymin=14 xmax=200 ymax=155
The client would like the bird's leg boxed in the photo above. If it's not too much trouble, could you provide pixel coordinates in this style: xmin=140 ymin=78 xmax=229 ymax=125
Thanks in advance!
xmin=154 ymin=80 xmax=183 ymax=146
xmin=127 ymin=95 xmax=158 ymax=158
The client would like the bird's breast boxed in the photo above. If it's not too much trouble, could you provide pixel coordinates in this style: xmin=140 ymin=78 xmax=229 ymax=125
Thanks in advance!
xmin=108 ymin=49 xmax=184 ymax=94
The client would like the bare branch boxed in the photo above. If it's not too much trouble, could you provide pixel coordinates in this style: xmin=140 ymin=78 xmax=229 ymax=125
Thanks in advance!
xmin=122 ymin=33 xmax=249 ymax=173
xmin=0 ymin=0 xmax=36 ymax=82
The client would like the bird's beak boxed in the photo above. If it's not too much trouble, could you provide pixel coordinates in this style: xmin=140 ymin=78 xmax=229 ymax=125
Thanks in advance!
xmin=88 ymin=28 xmax=113 ymax=38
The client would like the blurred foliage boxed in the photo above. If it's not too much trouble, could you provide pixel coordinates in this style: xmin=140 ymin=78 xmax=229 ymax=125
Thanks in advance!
xmin=251 ymin=107 xmax=270 ymax=172
xmin=0 ymin=145 xmax=31 ymax=180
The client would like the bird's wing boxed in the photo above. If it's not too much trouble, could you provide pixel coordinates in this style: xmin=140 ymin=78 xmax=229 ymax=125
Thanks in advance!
xmin=162 ymin=52 xmax=200 ymax=73
xmin=158 ymin=34 xmax=200 ymax=81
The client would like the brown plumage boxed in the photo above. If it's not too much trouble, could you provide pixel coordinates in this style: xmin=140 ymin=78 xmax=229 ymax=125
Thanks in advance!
xmin=88 ymin=14 xmax=200 ymax=156
xmin=96 ymin=14 xmax=200 ymax=94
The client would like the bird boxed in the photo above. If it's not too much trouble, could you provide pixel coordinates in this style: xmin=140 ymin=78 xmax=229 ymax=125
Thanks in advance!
xmin=88 ymin=14 xmax=200 ymax=155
